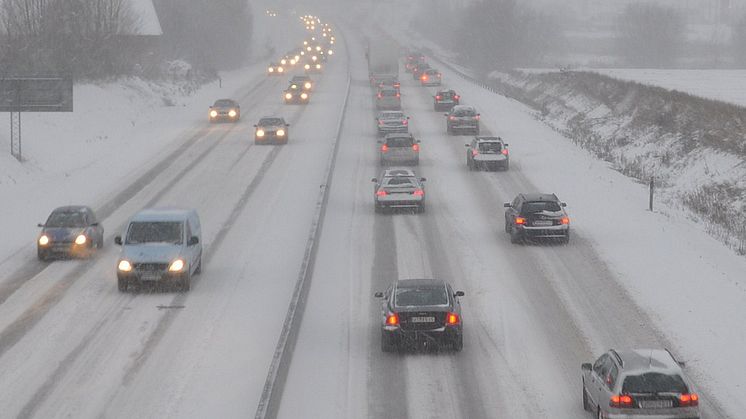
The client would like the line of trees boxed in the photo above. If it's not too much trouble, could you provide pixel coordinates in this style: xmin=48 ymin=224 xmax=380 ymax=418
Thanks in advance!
xmin=0 ymin=0 xmax=253 ymax=79
xmin=615 ymin=3 xmax=685 ymax=68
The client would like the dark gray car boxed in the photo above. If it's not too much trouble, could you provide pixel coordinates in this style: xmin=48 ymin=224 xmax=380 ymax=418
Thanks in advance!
xmin=375 ymin=111 xmax=409 ymax=136
xmin=379 ymin=133 xmax=420 ymax=166
xmin=37 ymin=206 xmax=104 ymax=261
xmin=504 ymin=193 xmax=570 ymax=244
xmin=582 ymin=349 xmax=701 ymax=419
xmin=446 ymin=105 xmax=480 ymax=135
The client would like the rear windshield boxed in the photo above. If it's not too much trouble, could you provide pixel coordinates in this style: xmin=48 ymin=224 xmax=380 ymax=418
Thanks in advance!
xmin=126 ymin=221 xmax=183 ymax=245
xmin=259 ymin=118 xmax=284 ymax=126
xmin=439 ymin=91 xmax=453 ymax=98
xmin=454 ymin=109 xmax=475 ymax=117
xmin=214 ymin=100 xmax=235 ymax=107
xmin=479 ymin=142 xmax=502 ymax=153
xmin=622 ymin=373 xmax=688 ymax=394
xmin=380 ymin=89 xmax=398 ymax=97
xmin=396 ymin=286 xmax=448 ymax=306
xmin=385 ymin=137 xmax=414 ymax=147
xmin=523 ymin=201 xmax=561 ymax=212
xmin=46 ymin=211 xmax=86 ymax=228
xmin=383 ymin=177 xmax=417 ymax=187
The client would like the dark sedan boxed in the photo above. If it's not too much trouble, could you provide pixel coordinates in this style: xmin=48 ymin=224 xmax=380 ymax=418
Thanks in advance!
xmin=209 ymin=99 xmax=240 ymax=122
xmin=504 ymin=193 xmax=570 ymax=244
xmin=375 ymin=279 xmax=464 ymax=352
xmin=37 ymin=206 xmax=104 ymax=261
xmin=254 ymin=117 xmax=289 ymax=144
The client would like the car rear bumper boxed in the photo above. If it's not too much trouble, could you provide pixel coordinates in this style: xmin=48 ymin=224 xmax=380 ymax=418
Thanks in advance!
xmin=602 ymin=408 xmax=699 ymax=419
xmin=375 ymin=196 xmax=424 ymax=208
xmin=449 ymin=124 xmax=478 ymax=131
xmin=517 ymin=225 xmax=569 ymax=238
xmin=383 ymin=326 xmax=461 ymax=347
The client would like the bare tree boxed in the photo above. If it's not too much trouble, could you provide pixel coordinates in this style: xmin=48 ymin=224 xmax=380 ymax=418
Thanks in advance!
xmin=615 ymin=3 xmax=685 ymax=68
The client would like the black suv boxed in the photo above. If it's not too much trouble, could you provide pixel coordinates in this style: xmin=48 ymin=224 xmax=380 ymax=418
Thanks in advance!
xmin=503 ymin=193 xmax=570 ymax=244
xmin=445 ymin=105 xmax=480 ymax=135
xmin=433 ymin=89 xmax=460 ymax=111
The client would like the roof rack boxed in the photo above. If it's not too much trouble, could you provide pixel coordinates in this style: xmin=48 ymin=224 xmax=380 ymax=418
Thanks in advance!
xmin=610 ymin=349 xmax=624 ymax=367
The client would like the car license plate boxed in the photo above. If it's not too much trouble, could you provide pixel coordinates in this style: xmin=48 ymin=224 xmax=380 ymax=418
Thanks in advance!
xmin=640 ymin=400 xmax=672 ymax=409
xmin=140 ymin=272 xmax=161 ymax=281
xmin=411 ymin=316 xmax=435 ymax=323
xmin=533 ymin=220 xmax=553 ymax=226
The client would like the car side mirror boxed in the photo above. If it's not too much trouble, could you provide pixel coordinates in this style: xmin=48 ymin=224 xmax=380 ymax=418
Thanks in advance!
xmin=504 ymin=143 xmax=509 ymax=146
xmin=376 ymin=140 xmax=383 ymax=144
xmin=406 ymin=117 xmax=410 ymax=119
xmin=477 ymin=113 xmax=481 ymax=116
xmin=90 ymin=222 xmax=99 ymax=227
xmin=581 ymin=363 xmax=592 ymax=372
xmin=465 ymin=144 xmax=469 ymax=147
xmin=444 ymin=113 xmax=448 ymax=117
xmin=253 ymin=124 xmax=257 ymax=127
xmin=455 ymin=291 xmax=464 ymax=297
xmin=114 ymin=236 xmax=122 ymax=245
xmin=561 ymin=202 xmax=567 ymax=207
xmin=286 ymin=123 xmax=290 ymax=126
xmin=420 ymin=177 xmax=426 ymax=182
xmin=374 ymin=292 xmax=384 ymax=298
xmin=503 ymin=203 xmax=511 ymax=208
xmin=37 ymin=223 xmax=44 ymax=228
xmin=371 ymin=178 xmax=378 ymax=183
xmin=189 ymin=236 xmax=200 ymax=246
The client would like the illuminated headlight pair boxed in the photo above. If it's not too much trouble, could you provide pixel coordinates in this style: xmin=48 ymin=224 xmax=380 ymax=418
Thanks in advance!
xmin=38 ymin=234 xmax=86 ymax=245
xmin=117 ymin=259 xmax=184 ymax=272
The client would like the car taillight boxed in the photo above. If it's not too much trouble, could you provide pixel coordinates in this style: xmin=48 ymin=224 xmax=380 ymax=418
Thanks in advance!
xmin=386 ymin=313 xmax=399 ymax=325
xmin=454 ymin=95 xmax=460 ymax=100
xmin=474 ymin=115 xmax=480 ymax=120
xmin=679 ymin=393 xmax=699 ymax=407
xmin=396 ymin=92 xmax=400 ymax=98
xmin=376 ymin=189 xmax=387 ymax=197
xmin=502 ymin=148 xmax=509 ymax=155
xmin=377 ymin=93 xmax=382 ymax=99
xmin=378 ymin=120 xmax=384 ymax=126
xmin=412 ymin=143 xmax=420 ymax=151
xmin=421 ymin=75 xmax=428 ymax=81
xmin=381 ymin=144 xmax=389 ymax=152
xmin=472 ymin=149 xmax=478 ymax=156
xmin=412 ymin=189 xmax=424 ymax=196
xmin=394 ymin=82 xmax=400 ymax=88
xmin=435 ymin=95 xmax=442 ymax=100
xmin=515 ymin=217 xmax=526 ymax=225
xmin=402 ymin=119 xmax=408 ymax=125
xmin=449 ymin=116 xmax=456 ymax=120
xmin=446 ymin=312 xmax=460 ymax=325
xmin=561 ymin=217 xmax=570 ymax=225
xmin=610 ymin=394 xmax=634 ymax=408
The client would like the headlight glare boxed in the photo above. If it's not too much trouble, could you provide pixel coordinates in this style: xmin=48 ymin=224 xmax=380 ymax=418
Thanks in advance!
xmin=300 ymin=93 xmax=308 ymax=99
xmin=118 ymin=260 xmax=132 ymax=272
xmin=256 ymin=129 xmax=265 ymax=137
xmin=38 ymin=235 xmax=50 ymax=245
xmin=210 ymin=110 xmax=218 ymax=117
xmin=75 ymin=234 xmax=87 ymax=245
xmin=228 ymin=110 xmax=237 ymax=117
xmin=285 ymin=93 xmax=292 ymax=99
xmin=169 ymin=259 xmax=185 ymax=272
xmin=277 ymin=129 xmax=285 ymax=136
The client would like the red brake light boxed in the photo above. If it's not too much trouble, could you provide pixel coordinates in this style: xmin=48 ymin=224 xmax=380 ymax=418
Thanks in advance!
xmin=378 ymin=120 xmax=384 ymax=126
xmin=679 ymin=393 xmax=699 ymax=406
xmin=402 ymin=119 xmax=408 ymax=125
xmin=448 ymin=116 xmax=456 ymax=120
xmin=396 ymin=92 xmax=400 ymax=98
xmin=421 ymin=75 xmax=428 ymax=81
xmin=412 ymin=189 xmax=424 ymax=196
xmin=474 ymin=115 xmax=480 ymax=120
xmin=377 ymin=93 xmax=382 ymax=99
xmin=394 ymin=82 xmax=400 ymax=88
xmin=561 ymin=217 xmax=570 ymax=225
xmin=515 ymin=217 xmax=526 ymax=225
xmin=436 ymin=95 xmax=442 ymax=100
xmin=610 ymin=394 xmax=634 ymax=408
xmin=502 ymin=148 xmax=509 ymax=155
xmin=386 ymin=313 xmax=399 ymax=325
xmin=454 ymin=95 xmax=460 ymax=100
xmin=376 ymin=189 xmax=387 ymax=197
xmin=472 ymin=149 xmax=478 ymax=157
xmin=412 ymin=143 xmax=420 ymax=151
xmin=381 ymin=144 xmax=389 ymax=152
xmin=446 ymin=312 xmax=460 ymax=325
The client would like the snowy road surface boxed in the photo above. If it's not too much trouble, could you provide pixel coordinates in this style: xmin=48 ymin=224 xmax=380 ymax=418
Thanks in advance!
xmin=0 ymin=14 xmax=744 ymax=419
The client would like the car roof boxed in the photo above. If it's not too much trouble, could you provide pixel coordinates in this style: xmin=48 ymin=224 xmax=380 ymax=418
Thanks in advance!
xmin=475 ymin=136 xmax=503 ymax=143
xmin=52 ymin=205 xmax=91 ymax=213
xmin=291 ymin=75 xmax=311 ymax=80
xmin=452 ymin=105 xmax=475 ymax=112
xmin=520 ymin=193 xmax=559 ymax=202
xmin=614 ymin=349 xmax=683 ymax=374
xmin=214 ymin=98 xmax=237 ymax=104
xmin=395 ymin=278 xmax=449 ymax=289
xmin=130 ymin=208 xmax=194 ymax=222
xmin=381 ymin=168 xmax=416 ymax=178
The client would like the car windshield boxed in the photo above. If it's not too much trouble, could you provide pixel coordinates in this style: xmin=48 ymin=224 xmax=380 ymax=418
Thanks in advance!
xmin=126 ymin=221 xmax=183 ymax=244
xmin=524 ymin=201 xmax=562 ymax=212
xmin=622 ymin=373 xmax=688 ymax=394
xmin=454 ymin=109 xmax=475 ymax=117
xmin=214 ymin=100 xmax=235 ymax=107
xmin=46 ymin=211 xmax=86 ymax=228
xmin=386 ymin=137 xmax=413 ymax=147
xmin=384 ymin=177 xmax=417 ymax=187
xmin=380 ymin=112 xmax=403 ymax=119
xmin=479 ymin=142 xmax=502 ymax=153
xmin=395 ymin=285 xmax=448 ymax=307
xmin=259 ymin=118 xmax=284 ymax=126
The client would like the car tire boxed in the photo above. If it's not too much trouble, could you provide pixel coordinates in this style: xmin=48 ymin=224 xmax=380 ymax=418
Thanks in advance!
xmin=37 ymin=250 xmax=48 ymax=262
xmin=582 ymin=382 xmax=591 ymax=411
xmin=417 ymin=203 xmax=426 ymax=214
xmin=194 ymin=256 xmax=202 ymax=275
xmin=561 ymin=231 xmax=570 ymax=245
xmin=381 ymin=331 xmax=396 ymax=352
xmin=467 ymin=158 xmax=473 ymax=171
xmin=597 ymin=408 xmax=603 ymax=419
xmin=179 ymin=272 xmax=191 ymax=292
xmin=510 ymin=227 xmax=522 ymax=244
xmin=117 ymin=277 xmax=128 ymax=292
xmin=374 ymin=204 xmax=383 ymax=214
xmin=452 ymin=334 xmax=463 ymax=352
xmin=503 ymin=161 xmax=510 ymax=171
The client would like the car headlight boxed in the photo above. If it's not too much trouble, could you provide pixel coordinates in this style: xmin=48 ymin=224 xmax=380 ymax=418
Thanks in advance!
xmin=210 ymin=110 xmax=218 ymax=117
xmin=268 ymin=67 xmax=274 ymax=72
xmin=278 ymin=67 xmax=284 ymax=73
xmin=300 ymin=93 xmax=308 ymax=99
xmin=316 ymin=46 xmax=321 ymax=51
xmin=306 ymin=46 xmax=312 ymax=51
xmin=38 ymin=235 xmax=50 ymax=246
xmin=328 ymin=49 xmax=333 ymax=55
xmin=312 ymin=55 xmax=317 ymax=61
xmin=315 ymin=64 xmax=321 ymax=69
xmin=294 ymin=55 xmax=300 ymax=61
xmin=169 ymin=259 xmax=185 ymax=272
xmin=304 ymin=82 xmax=311 ymax=89
xmin=285 ymin=93 xmax=292 ymax=99
xmin=228 ymin=109 xmax=237 ymax=117
xmin=256 ymin=129 xmax=265 ymax=137
xmin=118 ymin=260 xmax=132 ymax=272
xmin=280 ymin=59 xmax=287 ymax=65
xmin=277 ymin=129 xmax=285 ymax=136
xmin=290 ymin=59 xmax=297 ymax=65
xmin=304 ymin=64 xmax=310 ymax=70
xmin=75 ymin=234 xmax=87 ymax=245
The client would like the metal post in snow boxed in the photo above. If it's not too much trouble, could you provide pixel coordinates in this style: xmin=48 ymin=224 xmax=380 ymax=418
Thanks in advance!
xmin=649 ymin=176 xmax=655 ymax=211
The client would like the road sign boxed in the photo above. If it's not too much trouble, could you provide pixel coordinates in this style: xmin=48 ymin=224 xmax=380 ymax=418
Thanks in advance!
xmin=0 ymin=77 xmax=73 ymax=112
